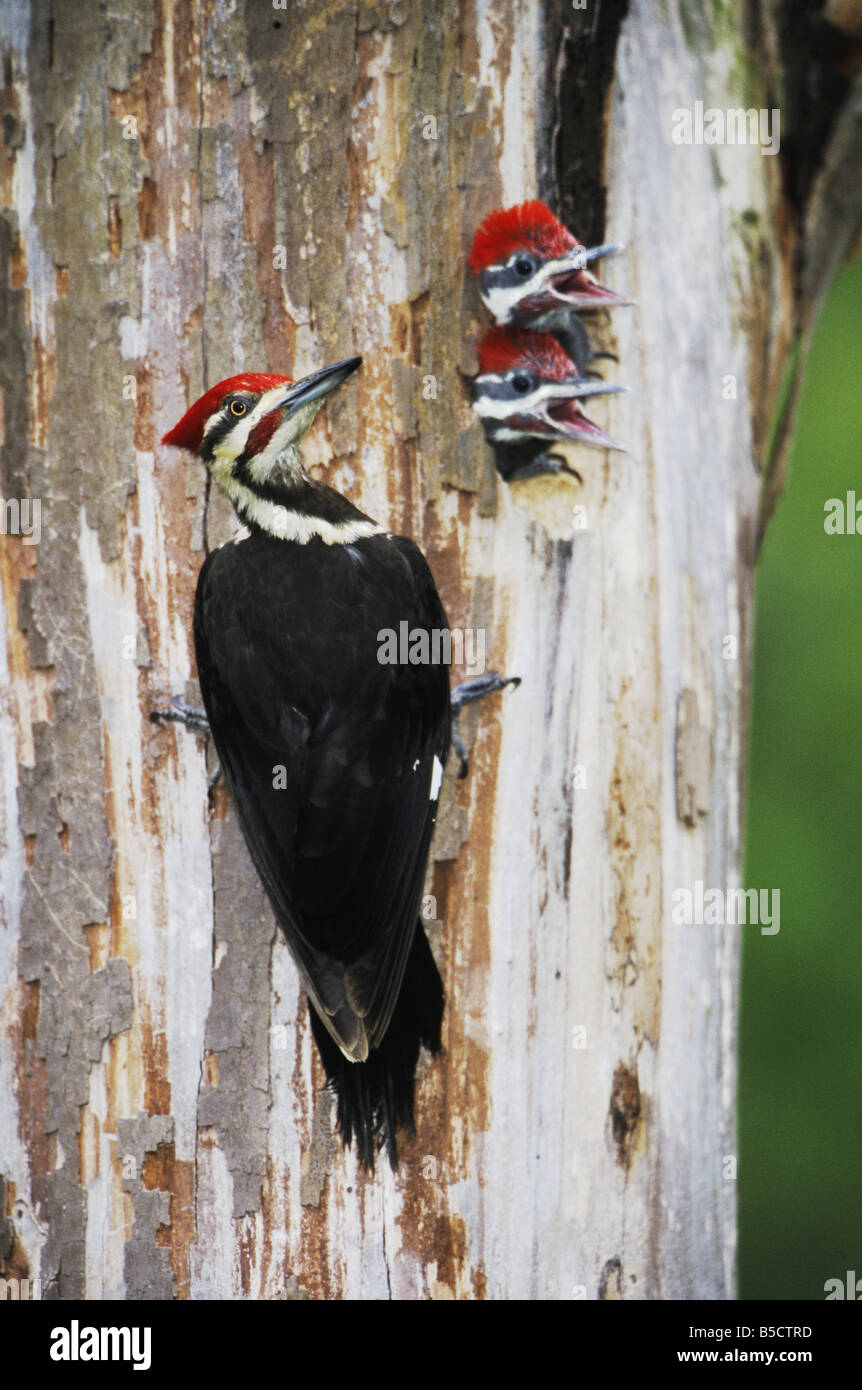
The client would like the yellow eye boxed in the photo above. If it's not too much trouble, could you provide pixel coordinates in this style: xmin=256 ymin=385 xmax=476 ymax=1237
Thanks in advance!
xmin=229 ymin=399 xmax=247 ymax=417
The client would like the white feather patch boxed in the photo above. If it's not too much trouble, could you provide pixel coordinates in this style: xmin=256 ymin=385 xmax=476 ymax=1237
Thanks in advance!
xmin=430 ymin=755 xmax=443 ymax=802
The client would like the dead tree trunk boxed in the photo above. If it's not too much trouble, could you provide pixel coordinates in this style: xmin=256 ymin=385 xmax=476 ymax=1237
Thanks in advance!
xmin=1 ymin=0 xmax=860 ymax=1300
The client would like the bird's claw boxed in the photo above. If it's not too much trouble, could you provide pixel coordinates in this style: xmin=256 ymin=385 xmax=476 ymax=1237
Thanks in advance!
xmin=150 ymin=696 xmax=210 ymax=733
xmin=150 ymin=697 xmax=223 ymax=793
xmin=450 ymin=672 xmax=521 ymax=778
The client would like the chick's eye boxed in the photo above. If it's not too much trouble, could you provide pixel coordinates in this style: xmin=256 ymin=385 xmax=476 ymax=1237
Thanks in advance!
xmin=512 ymin=374 xmax=531 ymax=394
xmin=514 ymin=257 xmax=534 ymax=277
xmin=229 ymin=399 xmax=247 ymax=417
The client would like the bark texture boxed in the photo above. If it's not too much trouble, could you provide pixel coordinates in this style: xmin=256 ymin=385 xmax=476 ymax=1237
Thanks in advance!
xmin=0 ymin=0 xmax=860 ymax=1300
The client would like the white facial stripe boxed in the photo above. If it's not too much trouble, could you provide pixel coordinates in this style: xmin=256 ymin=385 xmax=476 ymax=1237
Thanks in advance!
xmin=473 ymin=380 xmax=577 ymax=420
xmin=221 ymin=475 xmax=384 ymax=545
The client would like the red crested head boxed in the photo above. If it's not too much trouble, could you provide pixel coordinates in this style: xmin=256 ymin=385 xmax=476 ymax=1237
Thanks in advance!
xmin=476 ymin=326 xmax=579 ymax=382
xmin=469 ymin=201 xmax=579 ymax=273
xmin=162 ymin=373 xmax=292 ymax=453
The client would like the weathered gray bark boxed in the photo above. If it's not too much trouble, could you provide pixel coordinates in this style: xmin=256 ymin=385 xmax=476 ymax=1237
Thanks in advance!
xmin=1 ymin=0 xmax=859 ymax=1300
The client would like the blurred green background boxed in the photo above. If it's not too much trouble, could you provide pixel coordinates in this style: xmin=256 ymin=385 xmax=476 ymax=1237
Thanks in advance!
xmin=740 ymin=254 xmax=862 ymax=1299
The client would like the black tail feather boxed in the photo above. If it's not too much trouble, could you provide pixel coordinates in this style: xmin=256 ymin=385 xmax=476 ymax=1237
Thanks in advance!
xmin=309 ymin=923 xmax=444 ymax=1170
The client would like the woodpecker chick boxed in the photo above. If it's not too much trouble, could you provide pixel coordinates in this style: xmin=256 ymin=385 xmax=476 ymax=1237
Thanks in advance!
xmin=161 ymin=359 xmax=455 ymax=1170
xmin=472 ymin=326 xmax=626 ymax=482
xmin=469 ymin=199 xmax=627 ymax=332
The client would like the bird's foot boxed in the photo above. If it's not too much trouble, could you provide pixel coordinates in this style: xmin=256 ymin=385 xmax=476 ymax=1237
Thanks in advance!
xmin=450 ymin=672 xmax=521 ymax=778
xmin=150 ymin=697 xmax=210 ymax=733
xmin=150 ymin=697 xmax=222 ymax=793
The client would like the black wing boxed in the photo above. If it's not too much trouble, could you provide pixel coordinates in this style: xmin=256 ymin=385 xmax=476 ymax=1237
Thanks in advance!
xmin=193 ymin=531 xmax=450 ymax=1061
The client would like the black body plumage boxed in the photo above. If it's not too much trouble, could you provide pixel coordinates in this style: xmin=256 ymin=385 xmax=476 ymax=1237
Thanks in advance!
xmin=193 ymin=525 xmax=450 ymax=1168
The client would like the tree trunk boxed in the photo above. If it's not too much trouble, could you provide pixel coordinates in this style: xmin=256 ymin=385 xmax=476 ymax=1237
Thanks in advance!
xmin=1 ymin=0 xmax=859 ymax=1300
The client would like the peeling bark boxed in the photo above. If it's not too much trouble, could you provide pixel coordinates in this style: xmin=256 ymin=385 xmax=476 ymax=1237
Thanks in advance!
xmin=1 ymin=0 xmax=860 ymax=1301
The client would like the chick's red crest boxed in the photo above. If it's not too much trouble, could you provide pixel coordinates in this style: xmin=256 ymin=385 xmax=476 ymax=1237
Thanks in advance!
xmin=162 ymin=373 xmax=292 ymax=453
xmin=469 ymin=200 xmax=578 ymax=273
xmin=477 ymin=326 xmax=579 ymax=383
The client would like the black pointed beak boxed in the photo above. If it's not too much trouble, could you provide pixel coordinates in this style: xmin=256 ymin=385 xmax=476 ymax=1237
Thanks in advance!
xmin=279 ymin=355 xmax=362 ymax=416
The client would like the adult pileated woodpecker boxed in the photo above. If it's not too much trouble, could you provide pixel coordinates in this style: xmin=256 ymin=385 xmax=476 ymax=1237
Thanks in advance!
xmin=471 ymin=326 xmax=626 ymax=483
xmin=159 ymin=357 xmax=498 ymax=1169
xmin=469 ymin=200 xmax=627 ymax=372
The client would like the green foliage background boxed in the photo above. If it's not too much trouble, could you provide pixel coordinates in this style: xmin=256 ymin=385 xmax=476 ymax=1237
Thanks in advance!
xmin=740 ymin=255 xmax=862 ymax=1298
